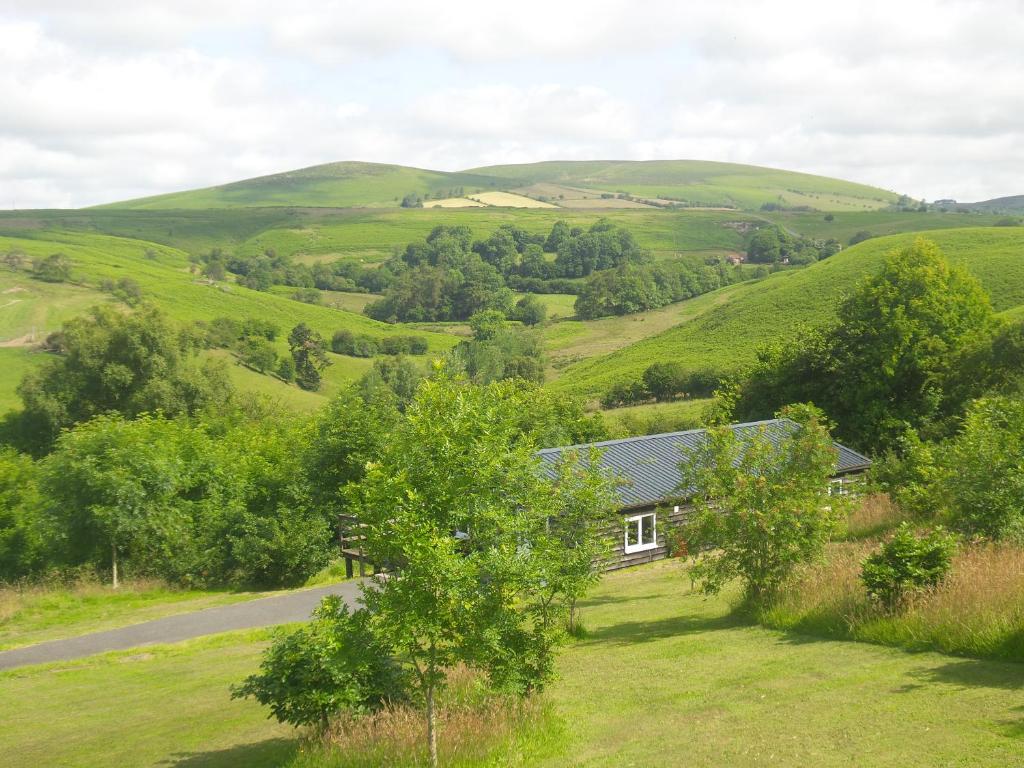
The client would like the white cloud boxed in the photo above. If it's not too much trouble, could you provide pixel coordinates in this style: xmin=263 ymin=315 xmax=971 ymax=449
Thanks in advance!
xmin=2 ymin=1 xmax=1024 ymax=206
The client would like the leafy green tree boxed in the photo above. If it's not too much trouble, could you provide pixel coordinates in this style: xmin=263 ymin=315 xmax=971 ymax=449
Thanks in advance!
xmin=468 ymin=309 xmax=506 ymax=341
xmin=276 ymin=356 xmax=296 ymax=383
xmin=682 ymin=405 xmax=841 ymax=602
xmin=643 ymin=361 xmax=686 ymax=401
xmin=357 ymin=357 xmax=424 ymax=410
xmin=32 ymin=253 xmax=71 ymax=282
xmin=733 ymin=239 xmax=999 ymax=451
xmin=40 ymin=414 xmax=200 ymax=586
xmin=511 ymin=294 xmax=547 ymax=326
xmin=937 ymin=397 xmax=1024 ymax=540
xmin=288 ymin=323 xmax=331 ymax=391
xmin=233 ymin=597 xmax=406 ymax=731
xmin=348 ymin=375 xmax=614 ymax=766
xmin=0 ymin=448 xmax=47 ymax=580
xmin=746 ymin=228 xmax=782 ymax=263
xmin=13 ymin=305 xmax=232 ymax=451
xmin=237 ymin=337 xmax=277 ymax=373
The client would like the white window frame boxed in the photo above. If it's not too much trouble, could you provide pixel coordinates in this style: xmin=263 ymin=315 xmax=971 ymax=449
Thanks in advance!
xmin=828 ymin=477 xmax=850 ymax=497
xmin=624 ymin=511 xmax=658 ymax=554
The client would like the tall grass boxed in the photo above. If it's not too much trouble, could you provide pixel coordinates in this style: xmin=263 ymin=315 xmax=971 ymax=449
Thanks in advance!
xmin=760 ymin=540 xmax=1024 ymax=661
xmin=287 ymin=666 xmax=557 ymax=768
xmin=839 ymin=493 xmax=909 ymax=540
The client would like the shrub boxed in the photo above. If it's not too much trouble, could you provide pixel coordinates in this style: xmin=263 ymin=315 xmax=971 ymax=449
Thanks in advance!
xmin=232 ymin=596 xmax=406 ymax=731
xmin=861 ymin=524 xmax=957 ymax=609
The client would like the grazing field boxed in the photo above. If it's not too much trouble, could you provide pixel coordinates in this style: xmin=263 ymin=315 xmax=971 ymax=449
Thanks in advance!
xmin=0 ymin=348 xmax=39 ymax=412
xmin=468 ymin=160 xmax=901 ymax=211
xmin=4 ymin=563 xmax=1023 ymax=767
xmin=764 ymin=209 xmax=1009 ymax=241
xmin=552 ymin=227 xmax=1024 ymax=396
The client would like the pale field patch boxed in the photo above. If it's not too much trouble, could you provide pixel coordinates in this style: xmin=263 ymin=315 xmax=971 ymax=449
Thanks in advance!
xmin=466 ymin=191 xmax=560 ymax=208
xmin=422 ymin=197 xmax=487 ymax=208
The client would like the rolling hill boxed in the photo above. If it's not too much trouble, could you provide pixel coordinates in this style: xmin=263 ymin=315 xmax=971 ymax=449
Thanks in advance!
xmin=470 ymin=159 xmax=902 ymax=211
xmin=549 ymin=227 xmax=1024 ymax=397
xmin=96 ymin=159 xmax=902 ymax=213
xmin=96 ymin=162 xmax=509 ymax=210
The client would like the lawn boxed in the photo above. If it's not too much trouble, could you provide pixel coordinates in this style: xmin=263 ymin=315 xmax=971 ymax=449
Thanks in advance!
xmin=4 ymin=563 xmax=1022 ymax=767
xmin=600 ymin=398 xmax=713 ymax=437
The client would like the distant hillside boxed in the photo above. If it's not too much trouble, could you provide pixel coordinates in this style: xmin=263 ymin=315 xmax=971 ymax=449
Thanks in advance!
xmin=98 ymin=159 xmax=901 ymax=212
xmin=97 ymin=162 xmax=509 ymax=210
xmin=953 ymin=195 xmax=1024 ymax=214
xmin=550 ymin=227 xmax=1024 ymax=397
xmin=470 ymin=159 xmax=900 ymax=212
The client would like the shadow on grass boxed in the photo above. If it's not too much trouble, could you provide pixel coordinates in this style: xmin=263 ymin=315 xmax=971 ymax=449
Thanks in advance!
xmin=909 ymin=658 xmax=1024 ymax=691
xmin=164 ymin=737 xmax=299 ymax=767
xmin=998 ymin=705 xmax=1024 ymax=740
xmin=583 ymin=611 xmax=747 ymax=646
xmin=578 ymin=592 xmax=665 ymax=608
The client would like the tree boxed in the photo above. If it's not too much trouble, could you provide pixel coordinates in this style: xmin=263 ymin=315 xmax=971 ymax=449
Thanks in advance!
xmin=746 ymin=228 xmax=782 ymax=263
xmin=937 ymin=397 xmax=1024 ymax=540
xmin=511 ymin=294 xmax=547 ymax=326
xmin=681 ymin=405 xmax=841 ymax=603
xmin=32 ymin=253 xmax=71 ymax=282
xmin=347 ymin=375 xmax=614 ymax=766
xmin=643 ymin=361 xmax=686 ymax=401
xmin=13 ymin=305 xmax=233 ymax=452
xmin=732 ymin=239 xmax=1000 ymax=451
xmin=288 ymin=323 xmax=331 ymax=391
xmin=237 ymin=337 xmax=277 ymax=373
xmin=233 ymin=597 xmax=405 ymax=731
xmin=468 ymin=309 xmax=506 ymax=341
xmin=0 ymin=448 xmax=47 ymax=580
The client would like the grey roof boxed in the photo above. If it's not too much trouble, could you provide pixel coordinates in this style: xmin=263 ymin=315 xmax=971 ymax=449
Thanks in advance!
xmin=537 ymin=418 xmax=872 ymax=509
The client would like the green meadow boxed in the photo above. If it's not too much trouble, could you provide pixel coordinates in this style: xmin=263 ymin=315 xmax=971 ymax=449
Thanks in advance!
xmin=4 ymin=563 xmax=1022 ymax=768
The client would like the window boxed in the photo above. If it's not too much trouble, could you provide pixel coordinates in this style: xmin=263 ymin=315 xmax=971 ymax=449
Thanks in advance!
xmin=624 ymin=512 xmax=657 ymax=554
xmin=828 ymin=477 xmax=850 ymax=497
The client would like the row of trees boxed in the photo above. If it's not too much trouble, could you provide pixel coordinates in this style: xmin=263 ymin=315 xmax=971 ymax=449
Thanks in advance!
xmin=601 ymin=363 xmax=721 ymax=408
xmin=575 ymin=259 xmax=741 ymax=319
xmin=364 ymin=220 xmax=647 ymax=323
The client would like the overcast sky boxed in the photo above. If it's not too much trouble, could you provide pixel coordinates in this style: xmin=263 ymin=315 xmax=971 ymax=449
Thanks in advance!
xmin=3 ymin=1 xmax=1023 ymax=208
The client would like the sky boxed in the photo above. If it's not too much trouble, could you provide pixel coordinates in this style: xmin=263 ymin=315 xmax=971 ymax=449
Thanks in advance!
xmin=2 ymin=0 xmax=1023 ymax=208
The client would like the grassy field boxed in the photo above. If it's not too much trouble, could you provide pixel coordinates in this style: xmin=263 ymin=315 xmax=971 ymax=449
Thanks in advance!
xmin=468 ymin=160 xmax=902 ymax=211
xmin=4 ymin=563 xmax=1024 ymax=767
xmin=0 ymin=348 xmax=39 ymax=412
xmin=764 ymin=209 xmax=1009 ymax=241
xmin=552 ymin=227 xmax=1024 ymax=397
xmin=600 ymin=398 xmax=713 ymax=437
xmin=0 ymin=230 xmax=459 ymax=412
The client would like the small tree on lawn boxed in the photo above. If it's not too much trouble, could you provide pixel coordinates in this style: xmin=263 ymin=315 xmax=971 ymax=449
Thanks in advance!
xmin=348 ymin=373 xmax=613 ymax=767
xmin=232 ymin=596 xmax=405 ymax=732
xmin=545 ymin=448 xmax=618 ymax=634
xmin=681 ymin=404 xmax=842 ymax=604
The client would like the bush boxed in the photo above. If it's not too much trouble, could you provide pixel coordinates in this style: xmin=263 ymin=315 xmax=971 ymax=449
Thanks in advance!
xmin=292 ymin=287 xmax=322 ymax=305
xmin=861 ymin=524 xmax=957 ymax=609
xmin=511 ymin=295 xmax=547 ymax=326
xmin=232 ymin=596 xmax=406 ymax=731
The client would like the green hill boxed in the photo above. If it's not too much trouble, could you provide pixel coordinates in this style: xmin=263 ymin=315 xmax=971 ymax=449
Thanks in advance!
xmin=0 ymin=230 xmax=460 ymax=410
xmin=550 ymin=227 xmax=1024 ymax=397
xmin=96 ymin=159 xmax=900 ymax=213
xmin=97 ymin=162 xmax=509 ymax=210
xmin=471 ymin=159 xmax=901 ymax=212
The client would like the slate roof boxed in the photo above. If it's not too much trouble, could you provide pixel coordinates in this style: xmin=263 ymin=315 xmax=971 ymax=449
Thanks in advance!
xmin=536 ymin=418 xmax=872 ymax=509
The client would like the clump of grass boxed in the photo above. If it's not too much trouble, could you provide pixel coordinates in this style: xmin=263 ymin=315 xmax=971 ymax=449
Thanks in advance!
xmin=839 ymin=493 xmax=909 ymax=540
xmin=288 ymin=666 xmax=555 ymax=768
xmin=760 ymin=540 xmax=1024 ymax=660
